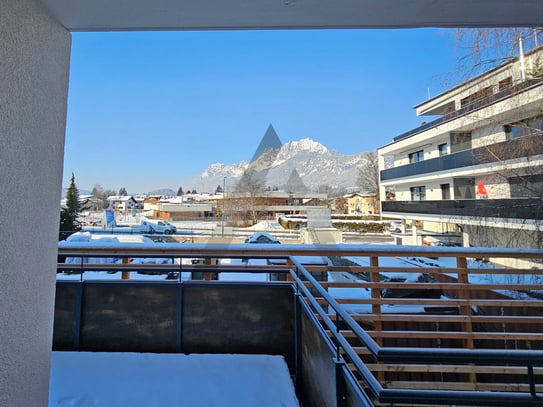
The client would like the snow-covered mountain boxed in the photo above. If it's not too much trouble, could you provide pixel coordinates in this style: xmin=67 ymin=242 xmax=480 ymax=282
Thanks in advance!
xmin=187 ymin=138 xmax=369 ymax=194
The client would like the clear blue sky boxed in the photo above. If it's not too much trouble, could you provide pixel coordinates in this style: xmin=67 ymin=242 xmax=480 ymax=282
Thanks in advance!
xmin=63 ymin=28 xmax=461 ymax=194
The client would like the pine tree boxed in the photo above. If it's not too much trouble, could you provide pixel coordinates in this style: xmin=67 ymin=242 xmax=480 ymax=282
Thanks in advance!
xmin=177 ymin=186 xmax=184 ymax=196
xmin=215 ymin=185 xmax=223 ymax=194
xmin=66 ymin=173 xmax=81 ymax=219
xmin=60 ymin=173 xmax=81 ymax=240
xmin=118 ymin=187 xmax=127 ymax=196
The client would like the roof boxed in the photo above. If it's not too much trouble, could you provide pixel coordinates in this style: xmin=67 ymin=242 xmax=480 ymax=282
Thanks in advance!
xmin=40 ymin=1 xmax=543 ymax=31
xmin=245 ymin=232 xmax=281 ymax=244
xmin=107 ymin=195 xmax=135 ymax=202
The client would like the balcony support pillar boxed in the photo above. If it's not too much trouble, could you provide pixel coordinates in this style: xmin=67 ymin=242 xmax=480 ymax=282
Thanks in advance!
xmin=0 ymin=1 xmax=71 ymax=405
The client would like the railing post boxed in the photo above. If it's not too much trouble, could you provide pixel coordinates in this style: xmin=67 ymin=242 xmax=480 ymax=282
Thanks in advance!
xmin=294 ymin=284 xmax=303 ymax=389
xmin=370 ymin=256 xmax=382 ymax=346
xmin=370 ymin=255 xmax=385 ymax=383
xmin=457 ymin=255 xmax=476 ymax=385
xmin=122 ymin=257 xmax=130 ymax=280
xmin=335 ymin=358 xmax=347 ymax=407
xmin=176 ymin=281 xmax=183 ymax=353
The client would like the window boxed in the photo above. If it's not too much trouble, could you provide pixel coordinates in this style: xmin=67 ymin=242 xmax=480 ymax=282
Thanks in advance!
xmin=460 ymin=86 xmax=493 ymax=108
xmin=509 ymin=171 xmax=543 ymax=198
xmin=505 ymin=115 xmax=543 ymax=139
xmin=454 ymin=178 xmax=475 ymax=199
xmin=408 ymin=150 xmax=424 ymax=163
xmin=440 ymin=183 xmax=450 ymax=200
xmin=450 ymin=132 xmax=472 ymax=153
xmin=438 ymin=143 xmax=448 ymax=156
xmin=498 ymin=76 xmax=513 ymax=91
xmin=410 ymin=186 xmax=426 ymax=201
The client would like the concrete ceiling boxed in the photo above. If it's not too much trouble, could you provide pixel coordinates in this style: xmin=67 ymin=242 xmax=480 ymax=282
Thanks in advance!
xmin=40 ymin=0 xmax=543 ymax=32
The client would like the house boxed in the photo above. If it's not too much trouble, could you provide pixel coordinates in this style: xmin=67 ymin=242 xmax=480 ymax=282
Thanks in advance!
xmin=106 ymin=195 xmax=138 ymax=212
xmin=335 ymin=193 xmax=378 ymax=215
xmin=212 ymin=191 xmax=329 ymax=226
xmin=378 ymin=46 xmax=543 ymax=261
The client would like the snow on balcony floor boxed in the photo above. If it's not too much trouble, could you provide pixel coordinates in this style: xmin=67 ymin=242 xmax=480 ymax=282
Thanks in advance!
xmin=49 ymin=352 xmax=299 ymax=407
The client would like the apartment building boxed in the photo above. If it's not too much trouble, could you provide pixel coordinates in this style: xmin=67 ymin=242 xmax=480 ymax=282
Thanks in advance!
xmin=378 ymin=46 xmax=543 ymax=254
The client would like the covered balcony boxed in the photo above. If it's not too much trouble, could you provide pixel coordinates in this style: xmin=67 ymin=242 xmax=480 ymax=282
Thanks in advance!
xmin=382 ymin=198 xmax=543 ymax=221
xmin=53 ymin=243 xmax=543 ymax=406
xmin=381 ymin=133 xmax=543 ymax=182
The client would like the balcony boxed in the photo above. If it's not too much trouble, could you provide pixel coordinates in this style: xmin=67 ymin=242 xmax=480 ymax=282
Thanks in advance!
xmin=382 ymin=198 xmax=543 ymax=220
xmin=381 ymin=133 xmax=543 ymax=181
xmin=54 ymin=243 xmax=543 ymax=406
xmin=392 ymin=78 xmax=543 ymax=143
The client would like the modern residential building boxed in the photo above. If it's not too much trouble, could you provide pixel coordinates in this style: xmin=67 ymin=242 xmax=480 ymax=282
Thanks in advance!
xmin=378 ymin=46 xmax=543 ymax=258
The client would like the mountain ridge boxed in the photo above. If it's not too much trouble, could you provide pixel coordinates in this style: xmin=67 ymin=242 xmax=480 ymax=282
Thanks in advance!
xmin=188 ymin=138 xmax=368 ymax=194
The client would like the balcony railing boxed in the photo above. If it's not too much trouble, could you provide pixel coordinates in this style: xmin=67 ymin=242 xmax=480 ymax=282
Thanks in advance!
xmin=55 ymin=243 xmax=543 ymax=406
xmin=381 ymin=133 xmax=543 ymax=181
xmin=393 ymin=78 xmax=543 ymax=143
xmin=382 ymin=198 xmax=543 ymax=220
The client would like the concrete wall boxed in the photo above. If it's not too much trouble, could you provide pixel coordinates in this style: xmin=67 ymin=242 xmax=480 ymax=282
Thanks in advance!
xmin=0 ymin=1 xmax=71 ymax=405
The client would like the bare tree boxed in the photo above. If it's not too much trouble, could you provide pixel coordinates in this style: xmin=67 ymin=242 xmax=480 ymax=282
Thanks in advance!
xmin=449 ymin=28 xmax=543 ymax=83
xmin=231 ymin=168 xmax=266 ymax=226
xmin=356 ymin=151 xmax=381 ymax=215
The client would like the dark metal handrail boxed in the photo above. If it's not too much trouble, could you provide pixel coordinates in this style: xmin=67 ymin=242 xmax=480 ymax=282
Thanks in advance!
xmin=288 ymin=256 xmax=543 ymax=406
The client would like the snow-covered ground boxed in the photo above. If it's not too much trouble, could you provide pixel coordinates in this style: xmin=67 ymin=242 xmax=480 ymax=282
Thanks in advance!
xmin=49 ymin=352 xmax=299 ymax=407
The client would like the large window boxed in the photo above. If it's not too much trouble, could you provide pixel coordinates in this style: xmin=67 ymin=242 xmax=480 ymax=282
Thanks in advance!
xmin=408 ymin=150 xmax=424 ymax=163
xmin=450 ymin=132 xmax=472 ymax=153
xmin=498 ymin=76 xmax=513 ymax=91
xmin=454 ymin=178 xmax=475 ymax=199
xmin=460 ymin=86 xmax=493 ymax=108
xmin=410 ymin=186 xmax=426 ymax=201
xmin=509 ymin=171 xmax=543 ymax=198
xmin=505 ymin=115 xmax=543 ymax=139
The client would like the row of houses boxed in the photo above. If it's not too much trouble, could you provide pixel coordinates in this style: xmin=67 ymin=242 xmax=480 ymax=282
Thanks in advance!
xmin=377 ymin=45 xmax=543 ymax=254
xmin=84 ymin=191 xmax=378 ymax=222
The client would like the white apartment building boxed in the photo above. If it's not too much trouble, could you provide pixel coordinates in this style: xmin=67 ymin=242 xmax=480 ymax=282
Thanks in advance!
xmin=378 ymin=46 xmax=543 ymax=256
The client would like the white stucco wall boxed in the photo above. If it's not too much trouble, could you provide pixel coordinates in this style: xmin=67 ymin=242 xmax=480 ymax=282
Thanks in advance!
xmin=0 ymin=0 xmax=71 ymax=405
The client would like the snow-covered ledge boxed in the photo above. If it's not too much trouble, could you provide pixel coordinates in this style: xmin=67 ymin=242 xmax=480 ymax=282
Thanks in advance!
xmin=49 ymin=352 xmax=299 ymax=407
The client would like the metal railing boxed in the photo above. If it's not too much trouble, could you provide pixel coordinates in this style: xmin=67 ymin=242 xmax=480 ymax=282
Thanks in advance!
xmin=381 ymin=132 xmax=543 ymax=181
xmin=57 ymin=243 xmax=543 ymax=406
xmin=392 ymin=78 xmax=543 ymax=143
xmin=382 ymin=197 xmax=543 ymax=220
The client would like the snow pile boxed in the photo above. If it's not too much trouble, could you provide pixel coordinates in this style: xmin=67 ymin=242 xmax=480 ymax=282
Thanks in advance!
xmin=49 ymin=352 xmax=299 ymax=407
xmin=245 ymin=220 xmax=284 ymax=231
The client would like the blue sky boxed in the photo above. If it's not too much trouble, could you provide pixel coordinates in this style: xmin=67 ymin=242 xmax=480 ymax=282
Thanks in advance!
xmin=64 ymin=28 xmax=461 ymax=194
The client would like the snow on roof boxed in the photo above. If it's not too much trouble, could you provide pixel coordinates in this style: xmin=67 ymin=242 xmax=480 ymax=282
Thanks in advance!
xmin=49 ymin=352 xmax=299 ymax=407
xmin=107 ymin=195 xmax=135 ymax=201
xmin=245 ymin=220 xmax=284 ymax=231
xmin=245 ymin=232 xmax=281 ymax=244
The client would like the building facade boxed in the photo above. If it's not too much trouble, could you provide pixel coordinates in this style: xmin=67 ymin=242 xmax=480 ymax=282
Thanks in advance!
xmin=378 ymin=46 xmax=543 ymax=257
xmin=335 ymin=193 xmax=378 ymax=215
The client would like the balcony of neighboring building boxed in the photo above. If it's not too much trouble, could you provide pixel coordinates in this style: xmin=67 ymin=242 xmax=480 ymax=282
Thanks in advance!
xmin=381 ymin=132 xmax=543 ymax=182
xmin=392 ymin=46 xmax=543 ymax=145
xmin=382 ymin=197 xmax=543 ymax=223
